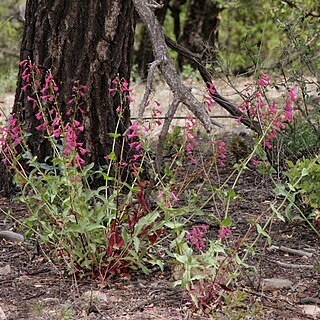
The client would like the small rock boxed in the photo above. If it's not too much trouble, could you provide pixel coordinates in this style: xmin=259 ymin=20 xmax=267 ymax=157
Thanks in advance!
xmin=0 ymin=265 xmax=11 ymax=276
xmin=261 ymin=278 xmax=293 ymax=290
xmin=0 ymin=231 xmax=24 ymax=243
xmin=0 ymin=306 xmax=6 ymax=320
xmin=299 ymin=304 xmax=320 ymax=317
xmin=42 ymin=297 xmax=60 ymax=305
xmin=83 ymin=291 xmax=108 ymax=303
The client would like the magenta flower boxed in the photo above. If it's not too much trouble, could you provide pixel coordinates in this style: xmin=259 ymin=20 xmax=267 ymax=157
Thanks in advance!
xmin=35 ymin=122 xmax=47 ymax=131
xmin=219 ymin=226 xmax=231 ymax=239
xmin=108 ymin=88 xmax=117 ymax=93
xmin=289 ymin=87 xmax=297 ymax=103
xmin=171 ymin=192 xmax=179 ymax=203
xmin=258 ymin=72 xmax=269 ymax=87
xmin=186 ymin=225 xmax=208 ymax=251
xmin=35 ymin=112 xmax=43 ymax=120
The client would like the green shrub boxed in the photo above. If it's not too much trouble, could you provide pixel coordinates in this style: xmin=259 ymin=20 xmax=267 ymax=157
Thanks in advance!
xmin=285 ymin=156 xmax=320 ymax=212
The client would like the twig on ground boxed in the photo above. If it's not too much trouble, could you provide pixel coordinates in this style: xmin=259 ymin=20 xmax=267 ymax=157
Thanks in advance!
xmin=274 ymin=260 xmax=314 ymax=269
xmin=268 ymin=245 xmax=313 ymax=258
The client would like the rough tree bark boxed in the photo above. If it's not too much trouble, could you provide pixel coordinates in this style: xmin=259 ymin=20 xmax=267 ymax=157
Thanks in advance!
xmin=12 ymin=0 xmax=135 ymax=166
xmin=178 ymin=0 xmax=220 ymax=67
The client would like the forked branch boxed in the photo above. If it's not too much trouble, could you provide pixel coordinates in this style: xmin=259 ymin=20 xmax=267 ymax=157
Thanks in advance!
xmin=132 ymin=0 xmax=222 ymax=132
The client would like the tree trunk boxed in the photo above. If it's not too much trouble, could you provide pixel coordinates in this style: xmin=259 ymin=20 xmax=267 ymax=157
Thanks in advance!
xmin=12 ymin=0 xmax=135 ymax=166
xmin=178 ymin=0 xmax=220 ymax=67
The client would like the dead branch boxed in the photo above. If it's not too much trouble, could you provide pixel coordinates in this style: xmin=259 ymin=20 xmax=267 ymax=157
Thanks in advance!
xmin=132 ymin=0 xmax=222 ymax=132
xmin=274 ymin=261 xmax=314 ymax=269
xmin=164 ymin=36 xmax=262 ymax=135
xmin=268 ymin=245 xmax=313 ymax=258
xmin=138 ymin=59 xmax=162 ymax=120
xmin=155 ymin=98 xmax=180 ymax=173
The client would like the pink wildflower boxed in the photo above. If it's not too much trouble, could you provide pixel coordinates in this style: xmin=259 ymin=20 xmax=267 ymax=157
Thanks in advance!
xmin=108 ymin=88 xmax=117 ymax=93
xmin=258 ymin=72 xmax=269 ymax=87
xmin=186 ymin=225 xmax=208 ymax=251
xmin=35 ymin=112 xmax=43 ymax=120
xmin=289 ymin=87 xmax=297 ymax=103
xmin=171 ymin=192 xmax=179 ymax=203
xmin=219 ymin=226 xmax=231 ymax=239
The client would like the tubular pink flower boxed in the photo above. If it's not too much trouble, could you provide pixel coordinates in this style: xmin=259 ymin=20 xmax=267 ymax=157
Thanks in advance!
xmin=108 ymin=88 xmax=117 ymax=93
xmin=75 ymin=155 xmax=85 ymax=168
xmin=171 ymin=192 xmax=179 ymax=203
xmin=289 ymin=87 xmax=297 ymax=103
xmin=219 ymin=226 xmax=231 ymax=239
xmin=53 ymin=128 xmax=61 ymax=138
xmin=258 ymin=72 xmax=269 ymax=87
xmin=128 ymin=95 xmax=134 ymax=103
xmin=35 ymin=122 xmax=47 ymax=131
xmin=35 ymin=112 xmax=43 ymax=120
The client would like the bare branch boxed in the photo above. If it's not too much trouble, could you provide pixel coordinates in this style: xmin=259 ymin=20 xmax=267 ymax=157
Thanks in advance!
xmin=139 ymin=59 xmax=162 ymax=121
xmin=155 ymin=98 xmax=180 ymax=173
xmin=268 ymin=245 xmax=313 ymax=258
xmin=147 ymin=0 xmax=164 ymax=10
xmin=164 ymin=35 xmax=262 ymax=135
xmin=132 ymin=0 xmax=222 ymax=132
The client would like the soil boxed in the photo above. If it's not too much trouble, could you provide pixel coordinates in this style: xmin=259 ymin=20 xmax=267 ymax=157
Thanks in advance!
xmin=0 ymin=152 xmax=319 ymax=320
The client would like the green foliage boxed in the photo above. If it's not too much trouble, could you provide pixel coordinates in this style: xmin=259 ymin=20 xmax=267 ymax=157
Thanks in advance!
xmin=0 ymin=0 xmax=24 ymax=93
xmin=285 ymin=157 xmax=320 ymax=212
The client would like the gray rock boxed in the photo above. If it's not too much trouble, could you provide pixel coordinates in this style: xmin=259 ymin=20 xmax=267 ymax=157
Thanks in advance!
xmin=0 ymin=231 xmax=24 ymax=243
xmin=0 ymin=306 xmax=6 ymax=320
xmin=261 ymin=278 xmax=293 ymax=290
xmin=0 ymin=265 xmax=11 ymax=276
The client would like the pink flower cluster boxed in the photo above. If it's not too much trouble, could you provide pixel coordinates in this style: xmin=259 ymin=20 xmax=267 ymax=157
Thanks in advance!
xmin=205 ymin=83 xmax=216 ymax=112
xmin=211 ymin=139 xmax=227 ymax=167
xmin=185 ymin=116 xmax=199 ymax=164
xmin=219 ymin=226 xmax=231 ymax=239
xmin=107 ymin=79 xmax=143 ymax=175
xmin=62 ymin=120 xmax=86 ymax=167
xmin=0 ymin=115 xmax=21 ymax=163
xmin=67 ymin=81 xmax=87 ymax=115
xmin=238 ymin=72 xmax=296 ymax=149
xmin=17 ymin=61 xmax=88 ymax=168
xmin=186 ymin=225 xmax=209 ymax=251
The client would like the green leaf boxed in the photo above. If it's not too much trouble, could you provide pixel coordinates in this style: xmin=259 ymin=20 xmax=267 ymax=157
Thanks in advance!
xmin=164 ymin=221 xmax=185 ymax=229
xmin=270 ymin=203 xmax=285 ymax=222
xmin=133 ymin=236 xmax=140 ymax=253
xmin=256 ymin=223 xmax=272 ymax=245
xmin=107 ymin=151 xmax=117 ymax=161
xmin=86 ymin=223 xmax=105 ymax=231
xmin=109 ymin=133 xmax=121 ymax=138
xmin=221 ymin=217 xmax=232 ymax=227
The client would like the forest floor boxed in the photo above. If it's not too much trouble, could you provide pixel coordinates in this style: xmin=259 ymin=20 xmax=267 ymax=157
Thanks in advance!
xmin=0 ymin=78 xmax=320 ymax=319
xmin=0 ymin=153 xmax=319 ymax=320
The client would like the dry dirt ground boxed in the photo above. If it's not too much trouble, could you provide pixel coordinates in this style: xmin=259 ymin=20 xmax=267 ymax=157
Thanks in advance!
xmin=0 ymin=154 xmax=319 ymax=320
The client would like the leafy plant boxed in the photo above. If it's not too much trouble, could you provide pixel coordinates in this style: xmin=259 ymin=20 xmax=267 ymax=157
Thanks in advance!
xmin=285 ymin=156 xmax=320 ymax=213
xmin=0 ymin=61 xmax=165 ymax=278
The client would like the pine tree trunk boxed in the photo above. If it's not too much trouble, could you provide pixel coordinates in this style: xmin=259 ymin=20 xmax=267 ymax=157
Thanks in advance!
xmin=12 ymin=0 xmax=135 ymax=166
xmin=178 ymin=0 xmax=220 ymax=66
